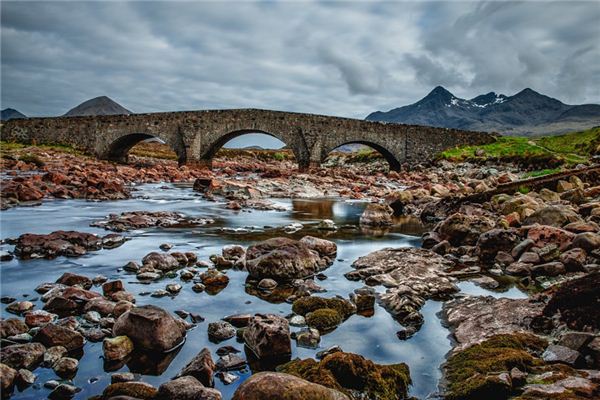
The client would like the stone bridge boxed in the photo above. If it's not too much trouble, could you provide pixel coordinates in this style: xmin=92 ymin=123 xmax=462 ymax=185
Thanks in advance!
xmin=1 ymin=109 xmax=495 ymax=170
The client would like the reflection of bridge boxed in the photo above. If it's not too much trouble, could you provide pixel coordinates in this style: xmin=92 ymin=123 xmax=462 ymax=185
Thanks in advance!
xmin=1 ymin=109 xmax=494 ymax=171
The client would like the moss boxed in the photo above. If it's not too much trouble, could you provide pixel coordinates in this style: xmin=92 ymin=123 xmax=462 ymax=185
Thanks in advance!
xmin=444 ymin=333 xmax=547 ymax=400
xmin=279 ymin=351 xmax=411 ymax=400
xmin=102 ymin=382 xmax=158 ymax=399
xmin=18 ymin=153 xmax=45 ymax=167
xmin=292 ymin=296 xmax=355 ymax=319
xmin=306 ymin=308 xmax=342 ymax=332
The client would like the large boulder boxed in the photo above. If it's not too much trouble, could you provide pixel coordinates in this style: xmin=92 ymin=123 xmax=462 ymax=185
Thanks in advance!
xmin=0 ymin=318 xmax=29 ymax=339
xmin=156 ymin=376 xmax=222 ymax=400
xmin=33 ymin=323 xmax=84 ymax=351
xmin=435 ymin=213 xmax=495 ymax=246
xmin=0 ymin=343 xmax=45 ymax=369
xmin=359 ymin=203 xmax=393 ymax=227
xmin=244 ymin=314 xmax=291 ymax=359
xmin=298 ymin=236 xmax=337 ymax=258
xmin=246 ymin=238 xmax=329 ymax=281
xmin=278 ymin=352 xmax=410 ymax=400
xmin=141 ymin=252 xmax=180 ymax=271
xmin=476 ymin=228 xmax=521 ymax=261
xmin=527 ymin=225 xmax=575 ymax=251
xmin=523 ymin=205 xmax=582 ymax=228
xmin=113 ymin=305 xmax=186 ymax=352
xmin=232 ymin=372 xmax=350 ymax=400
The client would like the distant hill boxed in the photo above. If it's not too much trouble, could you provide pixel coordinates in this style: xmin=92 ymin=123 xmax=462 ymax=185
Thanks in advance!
xmin=1 ymin=108 xmax=27 ymax=121
xmin=64 ymin=96 xmax=131 ymax=117
xmin=242 ymin=145 xmax=265 ymax=150
xmin=366 ymin=86 xmax=600 ymax=136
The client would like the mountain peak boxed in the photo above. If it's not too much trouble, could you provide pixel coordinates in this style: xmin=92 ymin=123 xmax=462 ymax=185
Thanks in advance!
xmin=64 ymin=96 xmax=132 ymax=117
xmin=1 ymin=108 xmax=27 ymax=121
xmin=426 ymin=86 xmax=454 ymax=99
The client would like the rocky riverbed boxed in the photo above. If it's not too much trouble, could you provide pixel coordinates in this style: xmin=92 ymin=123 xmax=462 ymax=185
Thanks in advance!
xmin=1 ymin=145 xmax=599 ymax=400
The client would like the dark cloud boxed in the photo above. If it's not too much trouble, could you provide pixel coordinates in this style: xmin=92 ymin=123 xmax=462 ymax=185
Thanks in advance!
xmin=1 ymin=1 xmax=598 ymax=119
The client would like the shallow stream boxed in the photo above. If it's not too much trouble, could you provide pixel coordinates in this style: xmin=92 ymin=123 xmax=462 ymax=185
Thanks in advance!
xmin=0 ymin=182 xmax=527 ymax=399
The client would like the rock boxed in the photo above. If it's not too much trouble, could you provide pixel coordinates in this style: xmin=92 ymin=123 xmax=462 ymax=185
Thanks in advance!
xmin=278 ymin=352 xmax=410 ymax=400
xmin=6 ymin=301 xmax=34 ymax=315
xmin=519 ymin=251 xmax=541 ymax=264
xmin=176 ymin=348 xmax=215 ymax=387
xmin=0 ymin=318 xmax=28 ymax=339
xmin=157 ymin=376 xmax=222 ymax=400
xmin=359 ymin=203 xmax=393 ymax=226
xmin=83 ymin=298 xmax=115 ymax=316
xmin=222 ymin=244 xmax=246 ymax=261
xmin=160 ymin=243 xmax=173 ymax=251
xmin=113 ymin=300 xmax=134 ymax=317
xmin=33 ymin=323 xmax=84 ymax=351
xmin=216 ymin=354 xmax=246 ymax=371
xmin=560 ymin=248 xmax=587 ymax=271
xmin=141 ymin=252 xmax=180 ymax=271
xmin=318 ymin=219 xmax=337 ymax=230
xmin=199 ymin=269 xmax=230 ymax=287
xmin=571 ymin=232 xmax=600 ymax=252
xmin=511 ymin=239 xmax=535 ymax=259
xmin=543 ymin=271 xmax=600 ymax=331
xmin=443 ymin=296 xmax=545 ymax=351
xmin=524 ymin=205 xmax=582 ymax=227
xmin=291 ymin=296 xmax=356 ymax=319
xmin=246 ymin=237 xmax=330 ymax=281
xmin=166 ymin=283 xmax=182 ymax=294
xmin=0 ymin=363 xmax=17 ymax=393
xmin=102 ymin=381 xmax=157 ymax=399
xmin=192 ymin=283 xmax=206 ymax=293
xmin=0 ymin=342 xmax=45 ymax=369
xmin=231 ymin=372 xmax=350 ymax=400
xmin=350 ymin=286 xmax=376 ymax=313
xmin=306 ymin=308 xmax=342 ymax=332
xmin=49 ymin=383 xmax=81 ymax=399
xmin=43 ymin=346 xmax=67 ymax=367
xmin=13 ymin=230 xmax=121 ymax=259
xmin=435 ymin=212 xmax=495 ymax=246
xmin=527 ymin=225 xmax=575 ymax=251
xmin=17 ymin=368 xmax=36 ymax=386
xmin=531 ymin=261 xmax=566 ymax=277
xmin=558 ymin=332 xmax=595 ymax=352
xmin=471 ymin=276 xmax=500 ymax=290
xmin=56 ymin=272 xmax=92 ymax=289
xmin=223 ymin=314 xmax=252 ymax=328
xmin=557 ymin=180 xmax=573 ymax=192
xmin=298 ymin=236 xmax=337 ymax=258
xmin=243 ymin=313 xmax=291 ymax=359
xmin=111 ymin=371 xmax=137 ymax=383
xmin=113 ymin=305 xmax=186 ymax=352
xmin=476 ymin=228 xmax=520 ymax=261
xmin=0 ymin=251 xmax=14 ymax=262
xmin=208 ymin=321 xmax=236 ymax=343
xmin=216 ymin=371 xmax=238 ymax=385
xmin=348 ymin=247 xmax=456 ymax=331
xmin=102 ymin=280 xmax=124 ymax=297
xmin=52 ymin=357 xmax=78 ymax=379
xmin=91 ymin=211 xmax=212 ymax=232
xmin=538 ymin=188 xmax=561 ymax=202
xmin=543 ymin=344 xmax=583 ymax=367
xmin=103 ymin=336 xmax=134 ymax=361
xmin=295 ymin=328 xmax=320 ymax=348
xmin=258 ymin=278 xmax=277 ymax=290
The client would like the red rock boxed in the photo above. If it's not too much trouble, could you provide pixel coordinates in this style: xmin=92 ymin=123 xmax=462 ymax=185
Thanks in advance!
xmin=33 ymin=323 xmax=85 ymax=351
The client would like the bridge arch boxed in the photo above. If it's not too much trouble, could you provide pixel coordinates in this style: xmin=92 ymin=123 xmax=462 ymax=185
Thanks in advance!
xmin=102 ymin=132 xmax=187 ymax=165
xmin=321 ymin=139 xmax=403 ymax=171
xmin=196 ymin=129 xmax=306 ymax=169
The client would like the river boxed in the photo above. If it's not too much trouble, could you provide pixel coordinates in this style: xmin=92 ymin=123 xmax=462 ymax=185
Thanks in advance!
xmin=0 ymin=182 xmax=527 ymax=399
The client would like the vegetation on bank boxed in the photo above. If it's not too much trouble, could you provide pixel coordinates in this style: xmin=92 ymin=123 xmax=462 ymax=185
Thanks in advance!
xmin=444 ymin=333 xmax=547 ymax=400
xmin=439 ymin=127 xmax=600 ymax=168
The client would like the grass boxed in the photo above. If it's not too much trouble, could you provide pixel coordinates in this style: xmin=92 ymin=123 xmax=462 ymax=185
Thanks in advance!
xmin=0 ymin=140 xmax=83 ymax=157
xmin=439 ymin=127 xmax=599 ymax=166
xmin=522 ymin=168 xmax=562 ymax=179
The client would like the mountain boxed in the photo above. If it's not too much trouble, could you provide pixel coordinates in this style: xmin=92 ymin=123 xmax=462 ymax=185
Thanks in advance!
xmin=366 ymin=86 xmax=600 ymax=136
xmin=64 ymin=96 xmax=132 ymax=117
xmin=1 ymin=108 xmax=27 ymax=121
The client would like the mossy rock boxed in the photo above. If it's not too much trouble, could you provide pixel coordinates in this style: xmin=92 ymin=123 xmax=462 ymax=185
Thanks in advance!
xmin=444 ymin=333 xmax=547 ymax=400
xmin=292 ymin=296 xmax=356 ymax=319
xmin=278 ymin=351 xmax=411 ymax=399
xmin=306 ymin=308 xmax=342 ymax=332
xmin=102 ymin=382 xmax=158 ymax=399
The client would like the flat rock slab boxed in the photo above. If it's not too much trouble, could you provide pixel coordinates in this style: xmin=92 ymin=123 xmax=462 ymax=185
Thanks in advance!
xmin=346 ymin=247 xmax=458 ymax=331
xmin=443 ymin=296 xmax=545 ymax=351
xmin=91 ymin=211 xmax=214 ymax=232
xmin=13 ymin=230 xmax=125 ymax=259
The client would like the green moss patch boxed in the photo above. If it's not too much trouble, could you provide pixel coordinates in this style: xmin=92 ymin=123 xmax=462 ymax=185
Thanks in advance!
xmin=292 ymin=296 xmax=356 ymax=319
xmin=279 ymin=351 xmax=411 ymax=400
xmin=444 ymin=333 xmax=547 ymax=400
xmin=305 ymin=308 xmax=342 ymax=332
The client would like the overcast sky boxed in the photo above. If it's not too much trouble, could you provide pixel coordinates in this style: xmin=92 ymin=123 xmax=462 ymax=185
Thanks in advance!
xmin=2 ymin=0 xmax=599 ymax=120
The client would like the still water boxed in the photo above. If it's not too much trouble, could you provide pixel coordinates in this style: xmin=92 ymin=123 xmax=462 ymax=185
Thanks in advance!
xmin=0 ymin=183 xmax=527 ymax=399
